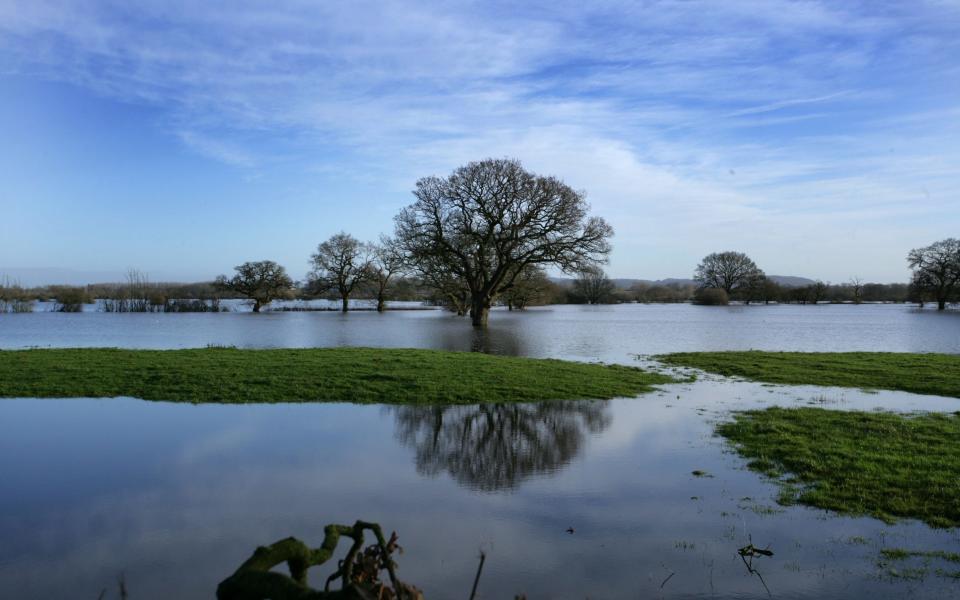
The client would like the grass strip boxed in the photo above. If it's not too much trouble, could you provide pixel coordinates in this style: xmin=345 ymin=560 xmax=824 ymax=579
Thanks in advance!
xmin=658 ymin=351 xmax=960 ymax=398
xmin=0 ymin=347 xmax=674 ymax=404
xmin=717 ymin=406 xmax=960 ymax=528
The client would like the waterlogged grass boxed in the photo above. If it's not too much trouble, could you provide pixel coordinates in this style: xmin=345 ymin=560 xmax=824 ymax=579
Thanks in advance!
xmin=0 ymin=347 xmax=675 ymax=404
xmin=878 ymin=548 xmax=960 ymax=581
xmin=659 ymin=351 xmax=960 ymax=398
xmin=881 ymin=548 xmax=960 ymax=563
xmin=717 ymin=407 xmax=960 ymax=528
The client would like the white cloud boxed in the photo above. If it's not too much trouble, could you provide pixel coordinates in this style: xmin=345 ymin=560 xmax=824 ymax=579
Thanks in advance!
xmin=1 ymin=0 xmax=958 ymax=280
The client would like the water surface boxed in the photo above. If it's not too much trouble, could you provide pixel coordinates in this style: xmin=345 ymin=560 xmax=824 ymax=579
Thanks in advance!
xmin=1 ymin=381 xmax=958 ymax=599
xmin=3 ymin=303 xmax=959 ymax=360
xmin=2 ymin=303 xmax=959 ymax=598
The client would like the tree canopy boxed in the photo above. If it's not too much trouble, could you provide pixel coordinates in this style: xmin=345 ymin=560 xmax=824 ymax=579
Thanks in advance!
xmin=395 ymin=158 xmax=613 ymax=326
xmin=215 ymin=260 xmax=293 ymax=312
xmin=694 ymin=251 xmax=765 ymax=296
xmin=309 ymin=232 xmax=373 ymax=312
xmin=908 ymin=238 xmax=960 ymax=310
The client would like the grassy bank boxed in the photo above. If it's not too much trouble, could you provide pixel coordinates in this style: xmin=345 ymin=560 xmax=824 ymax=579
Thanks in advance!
xmin=718 ymin=407 xmax=960 ymax=528
xmin=658 ymin=351 xmax=960 ymax=398
xmin=0 ymin=347 xmax=674 ymax=404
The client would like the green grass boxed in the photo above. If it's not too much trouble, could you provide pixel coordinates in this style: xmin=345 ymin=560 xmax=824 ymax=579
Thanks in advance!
xmin=658 ymin=351 xmax=960 ymax=398
xmin=0 ymin=347 xmax=674 ymax=404
xmin=717 ymin=407 xmax=960 ymax=528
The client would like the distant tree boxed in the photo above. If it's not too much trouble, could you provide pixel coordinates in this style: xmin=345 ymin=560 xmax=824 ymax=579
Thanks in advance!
xmin=368 ymin=235 xmax=407 ymax=312
xmin=395 ymin=158 xmax=613 ymax=327
xmin=693 ymin=287 xmax=729 ymax=305
xmin=788 ymin=286 xmax=810 ymax=304
xmin=740 ymin=273 xmax=770 ymax=305
xmin=630 ymin=281 xmax=695 ymax=303
xmin=51 ymin=286 xmax=92 ymax=312
xmin=215 ymin=260 xmax=293 ymax=312
xmin=849 ymin=277 xmax=864 ymax=305
xmin=573 ymin=267 xmax=615 ymax=304
xmin=862 ymin=282 xmax=908 ymax=303
xmin=693 ymin=251 xmax=765 ymax=297
xmin=811 ymin=280 xmax=828 ymax=304
xmin=100 ymin=269 xmax=154 ymax=313
xmin=309 ymin=232 xmax=373 ymax=313
xmin=0 ymin=275 xmax=33 ymax=313
xmin=907 ymin=239 xmax=959 ymax=310
xmin=760 ymin=279 xmax=783 ymax=304
xmin=502 ymin=265 xmax=550 ymax=310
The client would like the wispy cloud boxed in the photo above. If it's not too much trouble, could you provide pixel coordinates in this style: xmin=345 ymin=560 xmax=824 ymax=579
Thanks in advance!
xmin=724 ymin=92 xmax=853 ymax=118
xmin=0 ymin=0 xmax=958 ymax=280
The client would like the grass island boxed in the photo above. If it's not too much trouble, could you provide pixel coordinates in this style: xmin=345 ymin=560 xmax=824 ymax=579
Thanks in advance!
xmin=0 ymin=347 xmax=675 ymax=404
xmin=717 ymin=406 xmax=960 ymax=528
xmin=658 ymin=351 xmax=960 ymax=398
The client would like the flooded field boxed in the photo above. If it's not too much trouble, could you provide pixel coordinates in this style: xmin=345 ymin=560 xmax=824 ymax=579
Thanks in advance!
xmin=1 ymin=303 xmax=959 ymax=598
xmin=2 ymin=303 xmax=960 ymax=359
xmin=1 ymin=377 xmax=958 ymax=599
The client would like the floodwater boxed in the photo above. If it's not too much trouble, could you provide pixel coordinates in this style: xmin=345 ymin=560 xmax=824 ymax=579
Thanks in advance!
xmin=1 ymin=303 xmax=959 ymax=598
xmin=2 ymin=302 xmax=960 ymax=360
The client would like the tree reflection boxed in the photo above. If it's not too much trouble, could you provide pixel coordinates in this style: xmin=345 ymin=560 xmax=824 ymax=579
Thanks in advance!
xmin=433 ymin=321 xmax=527 ymax=356
xmin=391 ymin=400 xmax=612 ymax=492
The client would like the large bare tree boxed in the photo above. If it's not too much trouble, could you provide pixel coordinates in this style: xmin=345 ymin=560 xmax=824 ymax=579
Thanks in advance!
xmin=395 ymin=158 xmax=613 ymax=327
xmin=309 ymin=232 xmax=373 ymax=313
xmin=908 ymin=238 xmax=960 ymax=310
xmin=215 ymin=260 xmax=293 ymax=312
xmin=693 ymin=251 xmax=765 ymax=296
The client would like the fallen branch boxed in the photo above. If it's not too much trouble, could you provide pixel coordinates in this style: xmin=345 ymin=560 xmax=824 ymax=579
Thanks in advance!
xmin=216 ymin=521 xmax=422 ymax=600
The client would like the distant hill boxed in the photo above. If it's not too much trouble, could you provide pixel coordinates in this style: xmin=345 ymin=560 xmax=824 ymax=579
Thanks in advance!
xmin=767 ymin=275 xmax=816 ymax=288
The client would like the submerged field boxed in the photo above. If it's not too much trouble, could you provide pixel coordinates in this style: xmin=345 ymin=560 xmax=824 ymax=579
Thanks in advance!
xmin=3 ymin=331 xmax=960 ymax=597
xmin=0 ymin=347 xmax=674 ymax=404
xmin=717 ymin=407 xmax=960 ymax=528
xmin=659 ymin=351 xmax=960 ymax=398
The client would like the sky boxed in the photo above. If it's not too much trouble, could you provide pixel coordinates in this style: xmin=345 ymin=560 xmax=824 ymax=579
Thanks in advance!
xmin=1 ymin=0 xmax=958 ymax=285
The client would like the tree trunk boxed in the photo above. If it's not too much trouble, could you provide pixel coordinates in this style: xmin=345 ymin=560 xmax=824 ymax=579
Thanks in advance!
xmin=447 ymin=292 xmax=468 ymax=316
xmin=938 ymin=299 xmax=947 ymax=311
xmin=341 ymin=295 xmax=349 ymax=313
xmin=376 ymin=294 xmax=386 ymax=312
xmin=470 ymin=295 xmax=490 ymax=327
xmin=252 ymin=301 xmax=261 ymax=313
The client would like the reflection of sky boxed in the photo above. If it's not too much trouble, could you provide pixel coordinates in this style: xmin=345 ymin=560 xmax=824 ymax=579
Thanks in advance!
xmin=1 ymin=382 xmax=959 ymax=599
xmin=2 ymin=304 xmax=960 ymax=359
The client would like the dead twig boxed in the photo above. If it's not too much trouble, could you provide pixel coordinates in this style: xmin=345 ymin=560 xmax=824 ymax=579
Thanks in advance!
xmin=659 ymin=571 xmax=675 ymax=589
xmin=737 ymin=535 xmax=773 ymax=597
xmin=469 ymin=551 xmax=486 ymax=600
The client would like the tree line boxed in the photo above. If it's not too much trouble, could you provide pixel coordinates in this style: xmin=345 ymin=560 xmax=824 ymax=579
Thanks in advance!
xmin=3 ymin=160 xmax=956 ymax=318
xmin=215 ymin=158 xmax=613 ymax=325
xmin=686 ymin=241 xmax=959 ymax=309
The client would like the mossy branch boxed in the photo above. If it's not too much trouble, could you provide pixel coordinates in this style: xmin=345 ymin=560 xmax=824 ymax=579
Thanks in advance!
xmin=217 ymin=521 xmax=421 ymax=600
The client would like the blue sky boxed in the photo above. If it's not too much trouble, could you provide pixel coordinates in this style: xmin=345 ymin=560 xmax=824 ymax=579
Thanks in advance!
xmin=1 ymin=0 xmax=958 ymax=284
